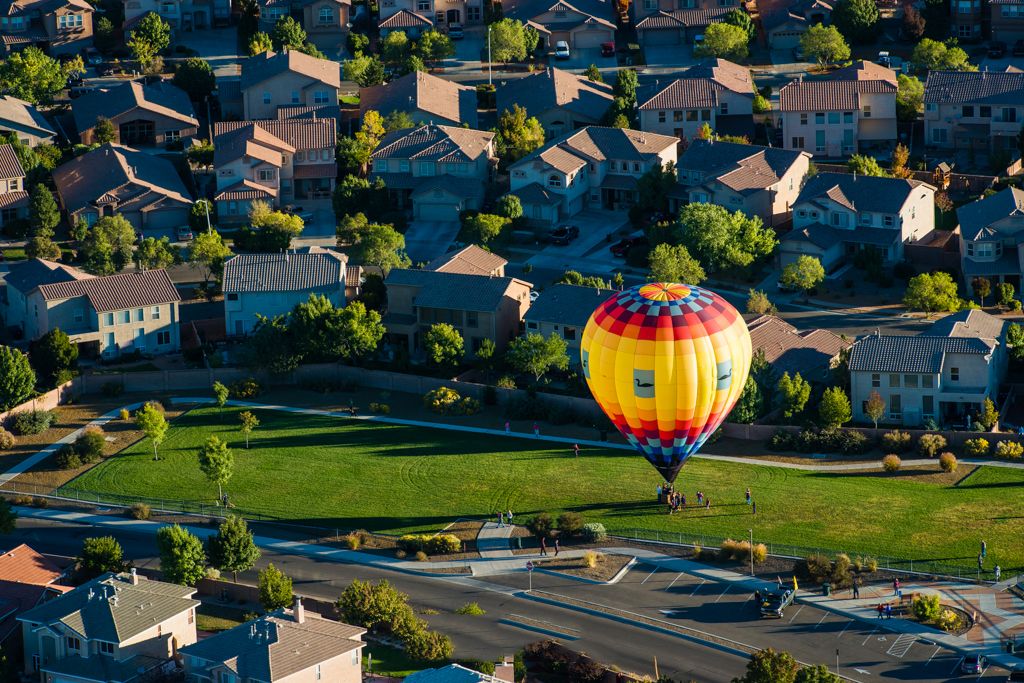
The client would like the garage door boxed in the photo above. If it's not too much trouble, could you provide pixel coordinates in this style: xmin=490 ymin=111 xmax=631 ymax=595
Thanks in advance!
xmin=416 ymin=201 xmax=461 ymax=221
xmin=771 ymin=31 xmax=803 ymax=49
xmin=642 ymin=28 xmax=680 ymax=45
xmin=574 ymin=29 xmax=610 ymax=48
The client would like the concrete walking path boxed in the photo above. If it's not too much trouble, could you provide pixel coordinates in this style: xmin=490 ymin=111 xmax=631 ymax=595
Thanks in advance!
xmin=476 ymin=521 xmax=513 ymax=559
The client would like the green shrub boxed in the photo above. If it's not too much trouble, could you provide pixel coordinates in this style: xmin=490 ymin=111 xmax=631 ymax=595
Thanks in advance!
xmin=527 ymin=513 xmax=554 ymax=538
xmin=994 ymin=439 xmax=1022 ymax=459
xmin=580 ymin=522 xmax=606 ymax=542
xmin=0 ymin=428 xmax=14 ymax=450
xmin=881 ymin=430 xmax=913 ymax=453
xmin=427 ymin=534 xmax=461 ymax=554
xmin=101 ymin=381 xmax=123 ymax=397
xmin=31 ymin=497 xmax=47 ymax=508
xmin=863 ymin=556 xmax=878 ymax=572
xmin=119 ymin=408 xmax=130 ymax=421
xmin=422 ymin=387 xmax=481 ymax=415
xmin=397 ymin=534 xmax=427 ymax=552
xmin=768 ymin=429 xmax=796 ymax=451
xmin=129 ymin=502 xmax=151 ymax=519
xmin=912 ymin=593 xmax=941 ymax=622
xmin=882 ymin=454 xmax=901 ymax=472
xmin=805 ymin=553 xmax=832 ymax=582
xmin=344 ymin=534 xmax=361 ymax=550
xmin=414 ymin=550 xmax=428 ymax=562
xmin=496 ymin=375 xmax=517 ymax=389
xmin=557 ymin=511 xmax=584 ymax=535
xmin=456 ymin=602 xmax=486 ymax=615
xmin=395 ymin=549 xmax=407 ymax=559
xmin=12 ymin=409 xmax=54 ymax=435
xmin=939 ymin=452 xmax=958 ymax=472
xmin=74 ymin=427 xmax=105 ymax=463
xmin=369 ymin=402 xmax=391 ymax=414
xmin=918 ymin=433 xmax=947 ymax=458
xmin=965 ymin=437 xmax=991 ymax=457
xmin=54 ymin=444 xmax=81 ymax=469
xmin=831 ymin=552 xmax=852 ymax=588
xmin=229 ymin=378 xmax=261 ymax=399
xmin=752 ymin=543 xmax=768 ymax=564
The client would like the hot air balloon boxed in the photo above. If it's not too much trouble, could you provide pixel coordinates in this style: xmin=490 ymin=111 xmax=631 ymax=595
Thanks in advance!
xmin=580 ymin=282 xmax=751 ymax=483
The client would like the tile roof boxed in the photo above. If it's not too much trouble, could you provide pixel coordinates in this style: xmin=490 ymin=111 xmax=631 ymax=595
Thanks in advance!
xmin=515 ymin=0 xmax=615 ymax=29
xmin=0 ymin=95 xmax=55 ymax=138
xmin=18 ymin=572 xmax=197 ymax=644
xmin=635 ymin=6 xmax=730 ymax=28
xmin=71 ymin=80 xmax=197 ymax=135
xmin=360 ymin=71 xmax=478 ymax=127
xmin=214 ymin=118 xmax=335 ymax=166
xmin=181 ymin=607 xmax=364 ymax=681
xmin=496 ymin=67 xmax=613 ymax=121
xmin=501 ymin=0 xmax=614 ymax=23
xmin=36 ymin=269 xmax=180 ymax=312
xmin=0 ymin=189 xmax=28 ymax=209
xmin=42 ymin=653 xmax=164 ymax=683
xmin=848 ymin=334 xmax=993 ymax=373
xmin=746 ymin=315 xmax=849 ymax=379
xmin=0 ymin=0 xmax=91 ymax=17
xmin=214 ymin=179 xmax=278 ymax=201
xmin=797 ymin=172 xmax=932 ymax=214
xmin=781 ymin=222 xmax=843 ymax=249
xmin=0 ymin=544 xmax=64 ymax=586
xmin=372 ymin=123 xmax=494 ymax=163
xmin=761 ymin=0 xmax=833 ymax=29
xmin=779 ymin=63 xmax=897 ymax=112
xmin=379 ymin=8 xmax=432 ymax=27
xmin=222 ymin=247 xmax=347 ymax=293
xmin=830 ymin=59 xmax=898 ymax=85
xmin=510 ymin=183 xmax=562 ymax=205
xmin=2 ymin=258 xmax=91 ymax=295
xmin=638 ymin=59 xmax=753 ymax=112
xmin=524 ymin=283 xmax=614 ymax=327
xmin=240 ymin=49 xmax=341 ymax=92
xmin=925 ymin=69 xmax=1024 ymax=106
xmin=425 ymin=244 xmax=507 ymax=276
xmin=511 ymin=126 xmax=678 ymax=175
xmin=276 ymin=104 xmax=342 ymax=122
xmin=0 ymin=142 xmax=24 ymax=179
xmin=956 ymin=186 xmax=1024 ymax=240
xmin=925 ymin=308 xmax=1006 ymax=341
xmin=385 ymin=269 xmax=532 ymax=312
xmin=52 ymin=143 xmax=193 ymax=216
xmin=678 ymin=139 xmax=807 ymax=194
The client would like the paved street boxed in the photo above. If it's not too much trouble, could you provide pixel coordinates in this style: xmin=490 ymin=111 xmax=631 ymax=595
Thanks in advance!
xmin=404 ymin=221 xmax=462 ymax=263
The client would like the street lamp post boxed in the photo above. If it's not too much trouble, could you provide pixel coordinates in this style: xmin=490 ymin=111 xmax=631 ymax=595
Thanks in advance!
xmin=488 ymin=26 xmax=493 ymax=86
xmin=748 ymin=528 xmax=754 ymax=576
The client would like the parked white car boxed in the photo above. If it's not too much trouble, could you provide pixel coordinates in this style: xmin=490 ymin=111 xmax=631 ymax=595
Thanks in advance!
xmin=554 ymin=41 xmax=570 ymax=59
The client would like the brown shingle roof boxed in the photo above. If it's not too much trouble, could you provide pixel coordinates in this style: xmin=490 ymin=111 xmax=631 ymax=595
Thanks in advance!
xmin=359 ymin=71 xmax=478 ymax=127
xmin=638 ymin=61 xmax=753 ymax=111
xmin=515 ymin=126 xmax=677 ymax=176
xmin=71 ymin=80 xmax=197 ymax=136
xmin=0 ymin=143 xmax=24 ymax=179
xmin=0 ymin=544 xmax=64 ymax=586
xmin=36 ymin=269 xmax=180 ymax=312
xmin=778 ymin=66 xmax=897 ymax=112
xmin=830 ymin=60 xmax=898 ymax=85
xmin=425 ymin=244 xmax=507 ymax=275
xmin=213 ymin=119 xmax=334 ymax=168
xmin=635 ymin=6 xmax=730 ymax=28
xmin=372 ymin=123 xmax=494 ymax=163
xmin=240 ymin=49 xmax=341 ymax=91
xmin=379 ymin=8 xmax=432 ymax=27
xmin=924 ymin=69 xmax=1024 ymax=106
xmin=223 ymin=248 xmax=347 ymax=293
xmin=214 ymin=179 xmax=278 ymax=201
xmin=747 ymin=314 xmax=849 ymax=379
xmin=496 ymin=67 xmax=613 ymax=121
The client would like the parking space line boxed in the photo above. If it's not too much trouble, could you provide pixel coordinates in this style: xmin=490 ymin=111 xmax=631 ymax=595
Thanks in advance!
xmin=665 ymin=573 xmax=684 ymax=592
xmin=812 ymin=613 xmax=829 ymax=629
xmin=927 ymin=646 xmax=942 ymax=664
xmin=950 ymin=658 xmax=964 ymax=676
xmin=689 ymin=579 xmax=706 ymax=597
xmin=714 ymin=584 xmax=731 ymax=603
xmin=837 ymin=619 xmax=853 ymax=638
xmin=860 ymin=627 xmax=877 ymax=646
xmin=641 ymin=568 xmax=659 ymax=584
xmin=788 ymin=605 xmax=804 ymax=623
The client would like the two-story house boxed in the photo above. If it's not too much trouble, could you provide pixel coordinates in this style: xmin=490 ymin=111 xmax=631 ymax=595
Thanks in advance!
xmin=849 ymin=310 xmax=1008 ymax=427
xmin=779 ymin=60 xmax=898 ymax=158
xmin=425 ymin=244 xmax=507 ymax=276
xmin=632 ymin=0 xmax=734 ymax=45
xmin=52 ymin=143 xmax=193 ymax=236
xmin=508 ymin=126 xmax=678 ymax=225
xmin=239 ymin=49 xmax=341 ymax=121
xmin=258 ymin=0 xmax=351 ymax=43
xmin=222 ymin=247 xmax=347 ymax=336
xmin=19 ymin=570 xmax=198 ymax=683
xmin=991 ymin=0 xmax=1024 ymax=42
xmin=637 ymin=59 xmax=755 ymax=140
xmin=762 ymin=0 xmax=833 ymax=49
xmin=778 ymin=172 xmax=936 ymax=271
xmin=524 ymin=283 xmax=613 ymax=365
xmin=122 ymin=0 xmax=229 ymax=32
xmin=183 ymin=599 xmax=364 ymax=683
xmin=1 ymin=259 xmax=181 ymax=357
xmin=672 ymin=139 xmax=811 ymax=228
xmin=370 ymin=123 xmax=496 ymax=222
xmin=0 ymin=143 xmax=29 ymax=231
xmin=496 ymin=67 xmax=614 ymax=139
xmin=72 ymin=80 xmax=198 ymax=147
xmin=378 ymin=8 xmax=433 ymax=35
xmin=360 ymin=71 xmax=478 ymax=128
xmin=956 ymin=186 xmax=1024 ymax=296
xmin=502 ymin=0 xmax=615 ymax=50
xmin=384 ymin=269 xmax=532 ymax=356
xmin=924 ymin=69 xmax=1024 ymax=154
xmin=0 ymin=544 xmax=70 ymax=642
xmin=378 ymin=0 xmax=480 ymax=30
xmin=213 ymin=117 xmax=336 ymax=222
xmin=949 ymin=0 xmax=985 ymax=41
xmin=0 ymin=95 xmax=56 ymax=147
xmin=0 ymin=0 xmax=93 ymax=57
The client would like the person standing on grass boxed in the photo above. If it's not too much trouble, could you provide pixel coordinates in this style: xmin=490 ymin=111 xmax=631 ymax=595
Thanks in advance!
xmin=745 ymin=488 xmax=751 ymax=505
xmin=498 ymin=511 xmax=504 ymax=528
xmin=507 ymin=509 xmax=513 ymax=526
xmin=554 ymin=538 xmax=560 ymax=556
xmin=573 ymin=443 xmax=580 ymax=457
xmin=995 ymin=565 xmax=1002 ymax=582
xmin=981 ymin=540 xmax=987 ymax=559
xmin=752 ymin=500 xmax=756 ymax=515
xmin=697 ymin=491 xmax=703 ymax=505
xmin=539 ymin=536 xmax=547 ymax=556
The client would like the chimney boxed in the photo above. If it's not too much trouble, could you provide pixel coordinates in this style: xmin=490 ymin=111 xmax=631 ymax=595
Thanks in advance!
xmin=130 ymin=567 xmax=139 ymax=585
xmin=293 ymin=596 xmax=305 ymax=623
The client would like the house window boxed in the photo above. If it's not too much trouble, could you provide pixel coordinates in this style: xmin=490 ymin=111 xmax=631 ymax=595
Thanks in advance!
xmin=827 ymin=112 xmax=840 ymax=124
xmin=122 ymin=311 xmax=131 ymax=324
xmin=152 ymin=306 xmax=161 ymax=320
xmin=547 ymin=174 xmax=561 ymax=187
xmin=290 ymin=91 xmax=300 ymax=104
xmin=815 ymin=112 xmax=824 ymax=124
xmin=889 ymin=373 xmax=900 ymax=388
xmin=843 ymin=112 xmax=853 ymax=123
xmin=318 ymin=6 xmax=333 ymax=22
xmin=104 ymin=312 xmax=114 ymax=326
xmin=563 ymin=326 xmax=576 ymax=341
xmin=66 ymin=636 xmax=81 ymax=652
xmin=686 ymin=110 xmax=698 ymax=121
xmin=157 ymin=331 xmax=171 ymax=345
xmin=950 ymin=367 xmax=959 ymax=382
xmin=165 ymin=130 xmax=181 ymax=142
xmin=98 ymin=642 xmax=114 ymax=656
xmin=644 ymin=0 xmax=656 ymax=9
xmin=263 ymin=92 xmax=272 ymax=104
xmin=792 ymin=136 xmax=804 ymax=148
xmin=863 ymin=105 xmax=871 ymax=118
xmin=720 ymin=102 xmax=728 ymax=115
xmin=922 ymin=375 xmax=934 ymax=389
xmin=315 ymin=664 xmax=322 ymax=681
xmin=353 ymin=650 xmax=360 ymax=665
xmin=135 ymin=328 xmax=146 ymax=350
xmin=904 ymin=374 xmax=918 ymax=388
xmin=673 ymin=110 xmax=683 ymax=122
xmin=871 ymin=373 xmax=880 ymax=388
xmin=1004 ymin=107 xmax=1018 ymax=123
xmin=883 ymin=215 xmax=894 ymax=227
xmin=417 ymin=0 xmax=430 ymax=9
xmin=228 ymin=201 xmax=238 ymax=215
xmin=258 ymin=169 xmax=276 ymax=181
xmin=399 ymin=160 xmax=409 ymax=171
xmin=136 ymin=308 xmax=144 ymax=322
xmin=932 ymin=128 xmax=948 ymax=143
xmin=74 ymin=309 xmax=84 ymax=323
xmin=922 ymin=395 xmax=934 ymax=416
xmin=633 ymin=162 xmax=640 ymax=172
xmin=860 ymin=213 xmax=872 ymax=225
xmin=468 ymin=5 xmax=480 ymax=19
xmin=700 ymin=109 xmax=710 ymax=120
xmin=57 ymin=13 xmax=83 ymax=28
xmin=815 ymin=130 xmax=824 ymax=152
xmin=963 ymin=105 xmax=974 ymax=117
xmin=980 ymin=106 xmax=991 ymax=117
xmin=658 ymin=111 xmax=666 ymax=123
xmin=314 ymin=90 xmax=330 ymax=104
xmin=466 ymin=311 xmax=478 ymax=327
xmin=889 ymin=394 xmax=901 ymax=418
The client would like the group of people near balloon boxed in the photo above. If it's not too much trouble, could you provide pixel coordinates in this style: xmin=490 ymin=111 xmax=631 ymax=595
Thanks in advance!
xmin=657 ymin=483 xmax=713 ymax=514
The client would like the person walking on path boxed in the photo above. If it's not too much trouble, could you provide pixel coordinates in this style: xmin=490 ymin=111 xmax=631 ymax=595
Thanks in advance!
xmin=877 ymin=603 xmax=884 ymax=619
xmin=995 ymin=565 xmax=1002 ymax=582
xmin=539 ymin=537 xmax=547 ymax=556
xmin=554 ymin=538 xmax=560 ymax=556
xmin=981 ymin=540 xmax=987 ymax=559
xmin=573 ymin=443 xmax=580 ymax=457
xmin=533 ymin=422 xmax=540 ymax=436
xmin=852 ymin=581 xmax=860 ymax=599
xmin=893 ymin=578 xmax=900 ymax=595
xmin=507 ymin=509 xmax=514 ymax=526
xmin=745 ymin=488 xmax=751 ymax=505
xmin=885 ymin=603 xmax=892 ymax=619
xmin=498 ymin=511 xmax=504 ymax=528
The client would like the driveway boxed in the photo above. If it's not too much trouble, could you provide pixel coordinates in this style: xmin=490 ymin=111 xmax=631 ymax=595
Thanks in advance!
xmin=445 ymin=27 xmax=486 ymax=76
xmin=643 ymin=44 xmax=697 ymax=69
xmin=176 ymin=27 xmax=242 ymax=79
xmin=403 ymin=220 xmax=461 ymax=263
xmin=525 ymin=208 xmax=627 ymax=276
xmin=553 ymin=48 xmax=616 ymax=71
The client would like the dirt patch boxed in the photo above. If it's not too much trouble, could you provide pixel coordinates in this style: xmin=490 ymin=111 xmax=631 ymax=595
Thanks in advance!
xmin=818 ymin=464 xmax=977 ymax=486
xmin=535 ymin=552 xmax=632 ymax=582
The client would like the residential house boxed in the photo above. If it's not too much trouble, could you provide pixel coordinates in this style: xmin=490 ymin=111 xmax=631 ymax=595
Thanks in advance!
xmin=950 ymin=0 xmax=983 ymax=41
xmin=0 ymin=0 xmax=93 ymax=57
xmin=0 ymin=95 xmax=55 ymax=147
xmin=360 ymin=71 xmax=478 ymax=128
xmin=182 ymin=599 xmax=364 ymax=683
xmin=383 ymin=269 xmax=532 ymax=356
xmin=239 ymin=49 xmax=341 ymax=121
xmin=213 ymin=117 xmax=336 ymax=222
xmin=637 ymin=59 xmax=755 ymax=140
xmin=778 ymin=60 xmax=898 ymax=157
xmin=849 ymin=309 xmax=1008 ymax=427
xmin=672 ymin=139 xmax=811 ymax=228
xmin=370 ymin=123 xmax=495 ymax=221
xmin=378 ymin=8 xmax=433 ymax=36
xmin=425 ymin=244 xmax=507 ymax=276
xmin=0 ymin=143 xmax=29 ymax=231
xmin=523 ymin=283 xmax=613 ymax=362
xmin=761 ymin=0 xmax=833 ymax=49
xmin=502 ymin=0 xmax=615 ymax=50
xmin=746 ymin=314 xmax=849 ymax=383
xmin=508 ymin=126 xmax=678 ymax=225
xmin=990 ymin=0 xmax=1024 ymax=41
xmin=0 ymin=259 xmax=181 ymax=357
xmin=778 ymin=172 xmax=935 ymax=271
xmin=924 ymin=69 xmax=1024 ymax=154
xmin=257 ymin=0 xmax=351 ymax=44
xmin=71 ymin=80 xmax=198 ymax=147
xmin=956 ymin=186 xmax=1024 ymax=296
xmin=378 ymin=0 xmax=479 ymax=30
xmin=122 ymin=0 xmax=230 ymax=31
xmin=19 ymin=570 xmax=198 ymax=683
xmin=496 ymin=67 xmax=614 ymax=139
xmin=0 ymin=544 xmax=70 ymax=642
xmin=632 ymin=0 xmax=734 ymax=46
xmin=405 ymin=663 xmax=516 ymax=683
xmin=222 ymin=247 xmax=347 ymax=336
xmin=52 ymin=143 xmax=193 ymax=236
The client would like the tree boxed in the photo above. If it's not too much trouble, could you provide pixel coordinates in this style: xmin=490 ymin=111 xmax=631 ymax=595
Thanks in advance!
xmin=779 ymin=255 xmax=825 ymax=297
xmin=208 ymin=515 xmax=260 ymax=582
xmin=213 ymin=380 xmax=230 ymax=407
xmin=95 ymin=16 xmax=116 ymax=52
xmin=776 ymin=371 xmax=811 ymax=420
xmin=244 ymin=314 xmax=300 ymax=374
xmin=497 ymin=194 xmax=523 ymax=220
xmin=416 ymin=29 xmax=455 ymax=64
xmin=198 ymin=435 xmax=234 ymax=501
xmin=495 ymin=104 xmax=545 ymax=164
xmin=0 ymin=499 xmax=14 ymax=536
xmin=0 ymin=346 xmax=34 ymax=411
xmin=0 ymin=47 xmax=72 ymax=104
xmin=172 ymin=57 xmax=216 ymax=101
xmin=156 ymin=524 xmax=206 ymax=586
xmin=288 ymin=294 xmax=384 ymax=363
xmin=29 ymin=328 xmax=77 ymax=389
xmin=258 ymin=563 xmax=293 ymax=611
xmin=818 ymin=386 xmax=852 ymax=428
xmin=558 ymin=270 xmax=609 ymax=288
xmin=341 ymin=216 xmax=411 ymax=275
xmin=272 ymin=15 xmax=307 ymax=50
xmin=695 ymin=22 xmax=749 ymax=59
xmin=973 ymin=277 xmax=991 ymax=306
xmin=343 ymin=55 xmax=386 ymax=87
xmin=236 ymin=201 xmax=304 ymax=252
xmin=489 ymin=19 xmax=527 ymax=63
xmin=734 ymin=649 xmax=799 ymax=683
xmin=978 ymin=397 xmax=999 ymax=430
xmin=336 ymin=301 xmax=385 ymax=362
xmin=93 ymin=116 xmax=117 ymax=145
xmin=187 ymin=143 xmax=215 ymax=172
xmin=723 ymin=8 xmax=756 ymax=42
xmin=81 ymin=215 xmax=136 ymax=275
xmin=383 ymin=109 xmax=415 ymax=132
xmin=28 ymin=183 xmax=57 ymax=240
xmin=248 ymin=31 xmax=273 ymax=56
xmin=136 ymin=236 xmax=179 ymax=271
xmin=464 ymin=213 xmax=508 ymax=244
xmin=135 ymin=402 xmax=168 ymax=461
xmin=506 ymin=332 xmax=569 ymax=382
xmin=847 ymin=154 xmax=887 ymax=176
xmin=731 ymin=375 xmax=763 ymax=424
xmin=890 ymin=143 xmax=912 ymax=179
xmin=584 ymin=64 xmax=603 ymax=82
xmin=380 ymin=29 xmax=410 ymax=65
xmin=333 ymin=176 xmax=388 ymax=219
xmin=70 ymin=218 xmax=89 ymax=244
xmin=677 ymin=203 xmax=777 ymax=273
xmin=613 ymin=68 xmax=638 ymax=107
xmin=794 ymin=665 xmax=841 ymax=683
xmin=128 ymin=12 xmax=171 ymax=68
xmin=77 ymin=536 xmax=129 ymax=580
xmin=901 ymin=5 xmax=926 ymax=40
xmin=800 ymin=24 xmax=850 ymax=66
xmin=25 ymin=235 xmax=60 ymax=261
xmin=647 ymin=243 xmax=706 ymax=284
xmin=190 ymin=229 xmax=232 ymax=288
xmin=998 ymin=282 xmax=1016 ymax=306
xmin=865 ymin=389 xmax=885 ymax=429
xmin=1011 ymin=323 xmax=1024 ymax=362
xmin=636 ymin=162 xmax=676 ymax=216
xmin=911 ymin=38 xmax=973 ymax=70
xmin=903 ymin=272 xmax=960 ymax=316
xmin=353 ymin=109 xmax=386 ymax=172
xmin=832 ymin=0 xmax=879 ymax=43
xmin=239 ymin=411 xmax=260 ymax=449
xmin=423 ymin=323 xmax=464 ymax=371
xmin=746 ymin=289 xmax=776 ymax=315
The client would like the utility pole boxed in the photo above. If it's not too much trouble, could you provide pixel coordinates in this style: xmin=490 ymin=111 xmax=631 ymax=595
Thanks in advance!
xmin=487 ymin=26 xmax=493 ymax=86
xmin=749 ymin=528 xmax=754 ymax=576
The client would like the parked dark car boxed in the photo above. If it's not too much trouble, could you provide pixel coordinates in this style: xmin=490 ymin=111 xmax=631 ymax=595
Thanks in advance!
xmin=1014 ymin=40 xmax=1024 ymax=56
xmin=759 ymin=589 xmax=794 ymax=618
xmin=610 ymin=235 xmax=648 ymax=257
xmin=989 ymin=41 xmax=1007 ymax=58
xmin=600 ymin=41 xmax=615 ymax=57
xmin=447 ymin=23 xmax=464 ymax=39
xmin=961 ymin=654 xmax=987 ymax=675
xmin=547 ymin=225 xmax=579 ymax=245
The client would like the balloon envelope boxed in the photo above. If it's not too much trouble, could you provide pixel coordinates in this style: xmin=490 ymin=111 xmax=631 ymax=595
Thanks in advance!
xmin=580 ymin=282 xmax=751 ymax=483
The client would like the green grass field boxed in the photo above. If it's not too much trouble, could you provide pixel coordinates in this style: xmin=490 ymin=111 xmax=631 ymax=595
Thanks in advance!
xmin=59 ymin=406 xmax=1024 ymax=570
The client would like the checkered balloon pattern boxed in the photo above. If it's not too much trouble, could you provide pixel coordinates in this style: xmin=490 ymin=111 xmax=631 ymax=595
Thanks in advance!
xmin=580 ymin=283 xmax=752 ymax=483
